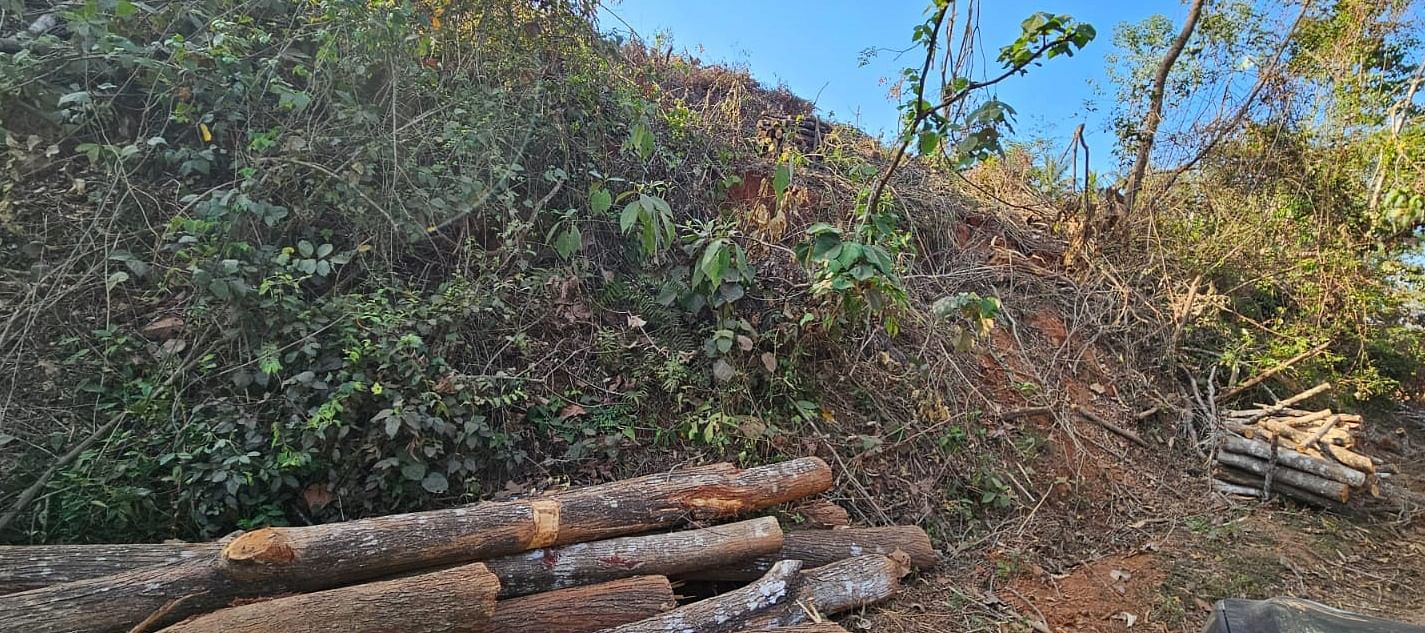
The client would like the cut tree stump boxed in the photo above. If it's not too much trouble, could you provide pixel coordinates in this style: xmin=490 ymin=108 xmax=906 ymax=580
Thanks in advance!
xmin=0 ymin=543 xmax=220 ymax=595
xmin=599 ymin=560 xmax=804 ymax=633
xmin=153 ymin=562 xmax=499 ymax=633
xmin=1215 ymin=451 xmax=1350 ymax=502
xmin=486 ymin=517 xmax=783 ymax=597
xmin=1219 ymin=435 xmax=1366 ymax=487
xmin=0 ymin=458 xmax=831 ymax=633
xmin=688 ymin=526 xmax=935 ymax=581
xmin=747 ymin=553 xmax=912 ymax=627
xmin=489 ymin=575 xmax=675 ymax=633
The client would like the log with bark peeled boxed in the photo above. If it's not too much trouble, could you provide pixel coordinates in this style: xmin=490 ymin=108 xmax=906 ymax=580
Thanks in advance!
xmin=599 ymin=560 xmax=804 ymax=633
xmin=486 ymin=517 xmax=783 ymax=598
xmin=0 ymin=458 xmax=831 ymax=633
xmin=687 ymin=526 xmax=935 ymax=582
xmin=153 ymin=562 xmax=499 ymax=633
xmin=1219 ymin=435 xmax=1366 ymax=488
xmin=789 ymin=500 xmax=852 ymax=529
xmin=746 ymin=552 xmax=912 ymax=627
xmin=1214 ymin=451 xmax=1350 ymax=502
xmin=0 ymin=543 xmax=221 ymax=595
xmin=490 ymin=575 xmax=675 ymax=633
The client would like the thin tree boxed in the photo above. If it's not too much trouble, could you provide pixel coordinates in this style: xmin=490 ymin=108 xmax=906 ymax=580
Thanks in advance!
xmin=1123 ymin=0 xmax=1206 ymax=214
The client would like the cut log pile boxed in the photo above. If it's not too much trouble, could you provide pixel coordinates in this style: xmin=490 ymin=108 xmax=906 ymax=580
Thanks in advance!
xmin=0 ymin=457 xmax=937 ymax=633
xmin=1213 ymin=383 xmax=1419 ymax=510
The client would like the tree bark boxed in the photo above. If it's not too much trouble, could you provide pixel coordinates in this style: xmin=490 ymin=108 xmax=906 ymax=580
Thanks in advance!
xmin=1123 ymin=0 xmax=1206 ymax=213
xmin=747 ymin=553 xmax=911 ymax=627
xmin=1215 ymin=451 xmax=1350 ymax=502
xmin=153 ymin=562 xmax=499 ymax=633
xmin=0 ymin=543 xmax=220 ymax=595
xmin=0 ymin=458 xmax=831 ymax=633
xmin=687 ymin=526 xmax=935 ymax=582
xmin=486 ymin=517 xmax=783 ymax=598
xmin=1215 ymin=342 xmax=1329 ymax=403
xmin=1220 ymin=435 xmax=1366 ymax=488
xmin=788 ymin=500 xmax=851 ymax=529
xmin=599 ymin=560 xmax=804 ymax=633
xmin=489 ymin=575 xmax=675 ymax=633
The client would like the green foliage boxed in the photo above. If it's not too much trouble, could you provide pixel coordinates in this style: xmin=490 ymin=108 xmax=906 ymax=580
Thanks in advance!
xmin=796 ymin=222 xmax=906 ymax=334
xmin=931 ymin=292 xmax=1002 ymax=352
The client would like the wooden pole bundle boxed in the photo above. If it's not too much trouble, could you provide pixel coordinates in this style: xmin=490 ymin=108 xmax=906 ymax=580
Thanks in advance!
xmin=1219 ymin=436 xmax=1365 ymax=488
xmin=0 ymin=456 xmax=926 ymax=633
xmin=1214 ymin=450 xmax=1350 ymax=502
xmin=0 ymin=458 xmax=832 ymax=633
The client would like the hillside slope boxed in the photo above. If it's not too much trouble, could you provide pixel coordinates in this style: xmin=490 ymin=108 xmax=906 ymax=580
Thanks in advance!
xmin=1 ymin=2 xmax=1423 ymax=631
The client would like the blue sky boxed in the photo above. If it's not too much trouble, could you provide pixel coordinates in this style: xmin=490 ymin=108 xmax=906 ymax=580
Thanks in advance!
xmin=599 ymin=1 xmax=1190 ymax=175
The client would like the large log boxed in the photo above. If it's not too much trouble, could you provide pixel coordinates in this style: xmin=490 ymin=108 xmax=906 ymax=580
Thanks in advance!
xmin=154 ymin=562 xmax=499 ymax=633
xmin=1215 ymin=451 xmax=1350 ymax=502
xmin=0 ymin=543 xmax=220 ymax=595
xmin=486 ymin=517 xmax=783 ymax=597
xmin=748 ymin=553 xmax=911 ymax=627
xmin=1220 ymin=435 xmax=1366 ymax=487
xmin=489 ymin=575 xmax=675 ymax=633
xmin=688 ymin=526 xmax=935 ymax=582
xmin=600 ymin=560 xmax=804 ymax=633
xmin=0 ymin=458 xmax=831 ymax=633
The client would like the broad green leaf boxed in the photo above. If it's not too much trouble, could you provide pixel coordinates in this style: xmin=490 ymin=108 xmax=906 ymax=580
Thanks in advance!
xmin=918 ymin=130 xmax=940 ymax=156
xmin=105 ymin=271 xmax=129 ymax=290
xmin=773 ymin=162 xmax=792 ymax=198
xmin=619 ymin=200 xmax=641 ymax=233
xmin=553 ymin=224 xmax=582 ymax=259
xmin=590 ymin=187 xmax=612 ymax=214
xmin=421 ymin=472 xmax=449 ymax=494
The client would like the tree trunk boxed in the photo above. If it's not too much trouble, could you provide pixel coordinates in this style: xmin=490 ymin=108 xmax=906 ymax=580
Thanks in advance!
xmin=486 ymin=517 xmax=783 ymax=597
xmin=1123 ymin=0 xmax=1207 ymax=213
xmin=687 ymin=526 xmax=935 ymax=582
xmin=153 ymin=562 xmax=499 ymax=633
xmin=746 ymin=553 xmax=911 ymax=627
xmin=489 ymin=575 xmax=675 ymax=633
xmin=0 ymin=458 xmax=831 ymax=633
xmin=1220 ymin=435 xmax=1366 ymax=487
xmin=599 ymin=560 xmax=804 ymax=633
xmin=1215 ymin=451 xmax=1350 ymax=502
xmin=0 ymin=543 xmax=220 ymax=595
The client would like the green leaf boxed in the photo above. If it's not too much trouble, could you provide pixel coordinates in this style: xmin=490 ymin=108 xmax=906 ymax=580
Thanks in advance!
xmin=619 ymin=201 xmax=641 ymax=233
xmin=773 ymin=162 xmax=792 ymax=199
xmin=590 ymin=187 xmax=612 ymax=214
xmin=630 ymin=124 xmax=655 ymax=160
xmin=918 ymin=130 xmax=941 ymax=156
xmin=401 ymin=461 xmax=427 ymax=481
xmin=297 ymin=240 xmax=315 ymax=257
xmin=317 ymin=243 xmax=334 ymax=258
xmin=553 ymin=224 xmax=582 ymax=259
xmin=105 ymin=271 xmax=129 ymax=291
xmin=421 ymin=472 xmax=449 ymax=494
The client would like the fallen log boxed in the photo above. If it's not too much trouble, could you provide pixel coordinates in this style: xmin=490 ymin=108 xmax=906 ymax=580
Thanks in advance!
xmin=1216 ymin=342 xmax=1329 ymax=403
xmin=1219 ymin=435 xmax=1366 ymax=487
xmin=599 ymin=560 xmax=804 ymax=633
xmin=1213 ymin=467 xmax=1345 ymax=509
xmin=1236 ymin=383 xmax=1331 ymax=422
xmin=0 ymin=458 xmax=831 ymax=633
xmin=747 ymin=553 xmax=911 ymax=627
xmin=153 ymin=562 xmax=499 ymax=633
xmin=742 ymin=625 xmax=850 ymax=633
xmin=688 ymin=526 xmax=935 ymax=582
xmin=1215 ymin=451 xmax=1350 ymax=502
xmin=487 ymin=517 xmax=783 ymax=597
xmin=0 ymin=543 xmax=220 ymax=595
xmin=489 ymin=575 xmax=675 ymax=633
